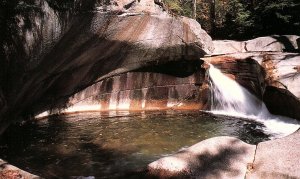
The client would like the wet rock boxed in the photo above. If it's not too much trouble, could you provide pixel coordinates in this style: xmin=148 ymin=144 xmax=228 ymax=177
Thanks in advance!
xmin=256 ymin=53 xmax=300 ymax=119
xmin=0 ymin=0 xmax=213 ymax=133
xmin=263 ymin=86 xmax=300 ymax=119
xmin=0 ymin=159 xmax=41 ymax=179
xmin=203 ymin=55 xmax=265 ymax=99
xmin=147 ymin=136 xmax=256 ymax=179
xmin=203 ymin=52 xmax=300 ymax=120
xmin=41 ymin=68 xmax=207 ymax=115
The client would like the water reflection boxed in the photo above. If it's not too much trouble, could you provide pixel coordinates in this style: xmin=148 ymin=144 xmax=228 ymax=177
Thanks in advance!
xmin=0 ymin=111 xmax=272 ymax=178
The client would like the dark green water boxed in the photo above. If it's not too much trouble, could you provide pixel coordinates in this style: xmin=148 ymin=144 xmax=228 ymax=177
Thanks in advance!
xmin=0 ymin=111 xmax=272 ymax=178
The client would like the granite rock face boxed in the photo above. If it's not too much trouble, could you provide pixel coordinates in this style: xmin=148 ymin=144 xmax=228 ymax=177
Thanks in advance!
xmin=50 ymin=37 xmax=300 ymax=120
xmin=213 ymin=35 xmax=300 ymax=55
xmin=147 ymin=136 xmax=256 ymax=179
xmin=51 ymin=62 xmax=208 ymax=113
xmin=0 ymin=0 xmax=213 ymax=133
xmin=246 ymin=129 xmax=300 ymax=179
xmin=207 ymin=36 xmax=300 ymax=120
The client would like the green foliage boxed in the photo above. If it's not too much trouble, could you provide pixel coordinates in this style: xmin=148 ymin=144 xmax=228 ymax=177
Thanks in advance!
xmin=213 ymin=0 xmax=300 ymax=39
xmin=220 ymin=0 xmax=254 ymax=38
xmin=253 ymin=0 xmax=300 ymax=36
xmin=163 ymin=0 xmax=191 ymax=15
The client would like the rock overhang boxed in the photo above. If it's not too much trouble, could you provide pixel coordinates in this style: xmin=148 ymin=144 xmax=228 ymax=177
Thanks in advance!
xmin=0 ymin=0 xmax=214 ymax=133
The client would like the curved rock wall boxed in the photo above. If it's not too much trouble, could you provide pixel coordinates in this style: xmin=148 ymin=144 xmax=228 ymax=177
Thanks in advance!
xmin=35 ymin=60 xmax=211 ymax=117
xmin=67 ymin=70 xmax=205 ymax=111
xmin=0 ymin=0 xmax=213 ymax=133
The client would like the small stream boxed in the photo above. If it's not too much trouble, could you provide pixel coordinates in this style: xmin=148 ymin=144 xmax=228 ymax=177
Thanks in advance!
xmin=0 ymin=110 xmax=276 ymax=178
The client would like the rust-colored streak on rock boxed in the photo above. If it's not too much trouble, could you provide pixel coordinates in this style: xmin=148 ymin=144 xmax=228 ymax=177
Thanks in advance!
xmin=113 ymin=15 xmax=151 ymax=42
xmin=183 ymin=21 xmax=189 ymax=43
xmin=261 ymin=54 xmax=279 ymax=88
xmin=182 ymin=18 xmax=198 ymax=44
xmin=226 ymin=74 xmax=236 ymax=80
xmin=206 ymin=56 xmax=238 ymax=64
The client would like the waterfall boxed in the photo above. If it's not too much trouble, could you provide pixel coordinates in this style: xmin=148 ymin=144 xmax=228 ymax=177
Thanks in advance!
xmin=208 ymin=64 xmax=267 ymax=117
xmin=208 ymin=64 xmax=299 ymax=137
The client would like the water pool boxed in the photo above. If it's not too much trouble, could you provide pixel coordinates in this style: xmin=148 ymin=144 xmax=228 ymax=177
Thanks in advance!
xmin=0 ymin=110 xmax=275 ymax=178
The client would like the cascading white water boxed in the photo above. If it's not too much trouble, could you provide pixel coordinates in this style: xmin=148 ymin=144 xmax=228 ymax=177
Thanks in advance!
xmin=208 ymin=64 xmax=299 ymax=137
xmin=209 ymin=65 xmax=267 ymax=116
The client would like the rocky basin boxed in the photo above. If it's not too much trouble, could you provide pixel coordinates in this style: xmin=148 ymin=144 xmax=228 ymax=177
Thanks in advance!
xmin=1 ymin=0 xmax=300 ymax=178
xmin=0 ymin=0 xmax=213 ymax=133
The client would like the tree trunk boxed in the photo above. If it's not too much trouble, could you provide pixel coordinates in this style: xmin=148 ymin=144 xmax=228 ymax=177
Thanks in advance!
xmin=192 ymin=0 xmax=197 ymax=19
xmin=210 ymin=0 xmax=216 ymax=36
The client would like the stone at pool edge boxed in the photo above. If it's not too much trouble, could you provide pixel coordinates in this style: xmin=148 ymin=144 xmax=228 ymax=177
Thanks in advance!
xmin=246 ymin=129 xmax=300 ymax=179
xmin=147 ymin=136 xmax=256 ymax=179
xmin=0 ymin=159 xmax=41 ymax=179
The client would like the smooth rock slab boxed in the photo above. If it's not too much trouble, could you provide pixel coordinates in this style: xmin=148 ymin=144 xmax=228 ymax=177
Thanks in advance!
xmin=213 ymin=40 xmax=245 ymax=55
xmin=246 ymin=129 xmax=300 ymax=179
xmin=148 ymin=136 xmax=256 ymax=179
xmin=212 ymin=35 xmax=300 ymax=55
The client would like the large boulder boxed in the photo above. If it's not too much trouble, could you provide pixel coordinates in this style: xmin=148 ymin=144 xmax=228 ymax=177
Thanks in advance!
xmin=0 ymin=0 xmax=213 ymax=133
xmin=246 ymin=129 xmax=300 ymax=179
xmin=147 ymin=136 xmax=256 ymax=179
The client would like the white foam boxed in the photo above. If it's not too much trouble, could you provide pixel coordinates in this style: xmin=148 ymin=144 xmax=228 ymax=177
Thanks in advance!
xmin=208 ymin=64 xmax=300 ymax=138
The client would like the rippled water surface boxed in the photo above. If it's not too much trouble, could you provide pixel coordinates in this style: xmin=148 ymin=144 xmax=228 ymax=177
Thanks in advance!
xmin=0 ymin=111 xmax=274 ymax=178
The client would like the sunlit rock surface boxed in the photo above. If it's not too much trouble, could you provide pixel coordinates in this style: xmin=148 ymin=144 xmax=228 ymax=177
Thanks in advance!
xmin=0 ymin=0 xmax=213 ymax=132
xmin=146 ymin=130 xmax=300 ymax=179
xmin=147 ymin=136 xmax=256 ymax=179
xmin=246 ymin=129 xmax=300 ymax=179
xmin=205 ymin=36 xmax=300 ymax=120
xmin=213 ymin=35 xmax=300 ymax=55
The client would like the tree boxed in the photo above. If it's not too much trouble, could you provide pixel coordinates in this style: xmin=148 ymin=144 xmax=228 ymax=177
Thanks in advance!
xmin=192 ymin=0 xmax=197 ymax=19
xmin=253 ymin=0 xmax=300 ymax=36
xmin=210 ymin=0 xmax=216 ymax=36
xmin=217 ymin=0 xmax=254 ymax=39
